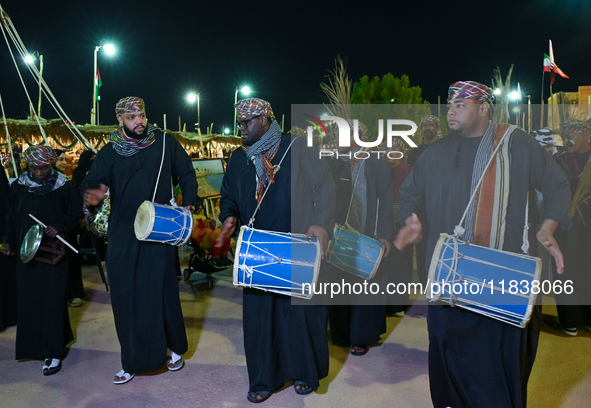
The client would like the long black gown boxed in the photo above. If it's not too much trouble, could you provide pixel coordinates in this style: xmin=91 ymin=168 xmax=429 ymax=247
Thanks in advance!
xmin=0 ymin=169 xmax=17 ymax=331
xmin=4 ymin=173 xmax=82 ymax=360
xmin=324 ymin=154 xmax=393 ymax=346
xmin=399 ymin=129 xmax=570 ymax=408
xmin=219 ymin=134 xmax=335 ymax=393
xmin=82 ymin=131 xmax=198 ymax=373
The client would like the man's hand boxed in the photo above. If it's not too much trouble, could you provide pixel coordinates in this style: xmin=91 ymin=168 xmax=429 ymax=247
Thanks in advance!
xmin=215 ymin=216 xmax=237 ymax=250
xmin=0 ymin=243 xmax=12 ymax=256
xmin=84 ymin=183 xmax=107 ymax=206
xmin=537 ymin=219 xmax=563 ymax=274
xmin=378 ymin=238 xmax=391 ymax=257
xmin=44 ymin=225 xmax=59 ymax=238
xmin=394 ymin=213 xmax=422 ymax=251
xmin=305 ymin=225 xmax=329 ymax=259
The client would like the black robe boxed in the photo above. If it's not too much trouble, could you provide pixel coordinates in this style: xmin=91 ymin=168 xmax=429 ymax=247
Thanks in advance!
xmin=399 ymin=129 xmax=570 ymax=408
xmin=219 ymin=134 xmax=335 ymax=392
xmin=324 ymin=154 xmax=393 ymax=346
xmin=82 ymin=131 xmax=198 ymax=373
xmin=4 ymin=175 xmax=82 ymax=360
xmin=556 ymin=151 xmax=591 ymax=327
xmin=0 ymin=169 xmax=17 ymax=331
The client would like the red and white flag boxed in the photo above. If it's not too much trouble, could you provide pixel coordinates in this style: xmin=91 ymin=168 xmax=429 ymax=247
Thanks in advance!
xmin=547 ymin=40 xmax=569 ymax=85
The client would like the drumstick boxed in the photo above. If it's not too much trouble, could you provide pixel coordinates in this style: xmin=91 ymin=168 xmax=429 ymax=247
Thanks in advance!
xmin=28 ymin=214 xmax=79 ymax=254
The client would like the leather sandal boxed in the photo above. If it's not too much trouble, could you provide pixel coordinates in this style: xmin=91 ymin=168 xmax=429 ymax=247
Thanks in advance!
xmin=167 ymin=356 xmax=184 ymax=371
xmin=350 ymin=344 xmax=369 ymax=356
xmin=113 ymin=369 xmax=135 ymax=384
xmin=42 ymin=359 xmax=62 ymax=376
xmin=294 ymin=380 xmax=314 ymax=395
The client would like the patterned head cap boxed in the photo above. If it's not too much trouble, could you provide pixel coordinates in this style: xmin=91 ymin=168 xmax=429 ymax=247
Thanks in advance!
xmin=419 ymin=115 xmax=441 ymax=130
xmin=22 ymin=145 xmax=57 ymax=166
xmin=115 ymin=96 xmax=146 ymax=116
xmin=447 ymin=81 xmax=494 ymax=105
xmin=560 ymin=119 xmax=590 ymax=135
xmin=388 ymin=138 xmax=406 ymax=153
xmin=235 ymin=98 xmax=275 ymax=121
xmin=346 ymin=120 xmax=368 ymax=140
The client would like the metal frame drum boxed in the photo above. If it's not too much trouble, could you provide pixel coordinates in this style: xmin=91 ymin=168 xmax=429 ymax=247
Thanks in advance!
xmin=134 ymin=201 xmax=193 ymax=246
xmin=233 ymin=226 xmax=320 ymax=299
xmin=427 ymin=233 xmax=542 ymax=328
xmin=326 ymin=224 xmax=384 ymax=280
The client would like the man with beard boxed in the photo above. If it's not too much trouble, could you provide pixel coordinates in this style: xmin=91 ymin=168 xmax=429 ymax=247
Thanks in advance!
xmin=406 ymin=114 xmax=441 ymax=166
xmin=395 ymin=81 xmax=570 ymax=408
xmin=216 ymin=98 xmax=335 ymax=403
xmin=83 ymin=97 xmax=198 ymax=384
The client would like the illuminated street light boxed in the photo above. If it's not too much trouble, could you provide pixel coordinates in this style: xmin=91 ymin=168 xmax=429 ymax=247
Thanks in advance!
xmin=233 ymin=86 xmax=251 ymax=135
xmin=509 ymin=91 xmax=519 ymax=100
xmin=25 ymin=51 xmax=43 ymax=118
xmin=224 ymin=128 xmax=230 ymax=135
xmin=91 ymin=40 xmax=116 ymax=125
xmin=494 ymin=88 xmax=501 ymax=95
xmin=187 ymin=92 xmax=200 ymax=131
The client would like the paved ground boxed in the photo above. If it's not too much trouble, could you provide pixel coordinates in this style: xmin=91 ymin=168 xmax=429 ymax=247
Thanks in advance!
xmin=0 ymin=254 xmax=590 ymax=408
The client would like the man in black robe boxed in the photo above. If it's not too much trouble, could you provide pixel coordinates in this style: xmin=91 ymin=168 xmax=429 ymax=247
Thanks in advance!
xmin=555 ymin=119 xmax=591 ymax=335
xmin=323 ymin=120 xmax=392 ymax=356
xmin=83 ymin=97 xmax=198 ymax=384
xmin=1 ymin=146 xmax=82 ymax=375
xmin=395 ymin=81 xmax=570 ymax=408
xmin=216 ymin=98 xmax=335 ymax=403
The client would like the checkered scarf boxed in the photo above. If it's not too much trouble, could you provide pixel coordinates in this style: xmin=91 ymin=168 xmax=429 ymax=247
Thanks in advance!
xmin=242 ymin=120 xmax=282 ymax=203
xmin=109 ymin=124 xmax=159 ymax=157
xmin=22 ymin=145 xmax=57 ymax=166
xmin=561 ymin=119 xmax=591 ymax=135
xmin=235 ymin=98 xmax=275 ymax=121
xmin=448 ymin=81 xmax=494 ymax=105
xmin=18 ymin=168 xmax=67 ymax=195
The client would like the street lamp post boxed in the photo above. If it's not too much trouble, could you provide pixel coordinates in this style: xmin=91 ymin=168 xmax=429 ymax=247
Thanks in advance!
xmin=91 ymin=40 xmax=115 ymax=125
xmin=187 ymin=92 xmax=200 ymax=131
xmin=25 ymin=51 xmax=43 ymax=118
xmin=233 ymin=86 xmax=250 ymax=135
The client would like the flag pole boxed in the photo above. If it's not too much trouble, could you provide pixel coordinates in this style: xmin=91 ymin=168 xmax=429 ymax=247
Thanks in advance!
xmin=540 ymin=71 xmax=545 ymax=128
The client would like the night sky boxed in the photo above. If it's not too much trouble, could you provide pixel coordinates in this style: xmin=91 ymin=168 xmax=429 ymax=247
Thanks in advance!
xmin=1 ymin=0 xmax=589 ymax=133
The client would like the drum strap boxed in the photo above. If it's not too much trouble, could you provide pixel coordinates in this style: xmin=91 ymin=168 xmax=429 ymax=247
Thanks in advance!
xmin=453 ymin=126 xmax=531 ymax=255
xmin=247 ymin=137 xmax=298 ymax=228
xmin=151 ymin=134 xmax=176 ymax=206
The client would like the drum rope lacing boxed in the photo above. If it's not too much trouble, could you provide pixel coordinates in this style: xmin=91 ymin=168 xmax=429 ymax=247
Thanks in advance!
xmin=238 ymin=230 xmax=316 ymax=295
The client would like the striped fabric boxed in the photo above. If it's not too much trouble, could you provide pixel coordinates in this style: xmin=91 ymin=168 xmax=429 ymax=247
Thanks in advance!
xmin=447 ymin=81 xmax=494 ymax=105
xmin=115 ymin=96 xmax=145 ymax=116
xmin=235 ymin=98 xmax=275 ymax=121
xmin=560 ymin=119 xmax=590 ymax=135
xmin=462 ymin=124 xmax=516 ymax=249
xmin=22 ymin=145 xmax=57 ymax=166
xmin=109 ymin=124 xmax=158 ymax=157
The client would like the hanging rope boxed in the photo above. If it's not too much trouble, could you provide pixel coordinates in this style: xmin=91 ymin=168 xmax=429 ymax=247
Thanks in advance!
xmin=0 ymin=7 xmax=96 ymax=153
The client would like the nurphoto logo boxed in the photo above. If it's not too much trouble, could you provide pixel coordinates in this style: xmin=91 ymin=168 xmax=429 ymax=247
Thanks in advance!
xmin=304 ymin=115 xmax=418 ymax=160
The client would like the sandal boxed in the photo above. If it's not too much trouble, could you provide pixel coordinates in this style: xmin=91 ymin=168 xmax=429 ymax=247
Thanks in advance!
xmin=247 ymin=390 xmax=274 ymax=403
xmin=294 ymin=380 xmax=314 ymax=395
xmin=167 ymin=355 xmax=184 ymax=371
xmin=42 ymin=359 xmax=62 ymax=376
xmin=113 ymin=369 xmax=136 ymax=384
xmin=350 ymin=344 xmax=369 ymax=356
